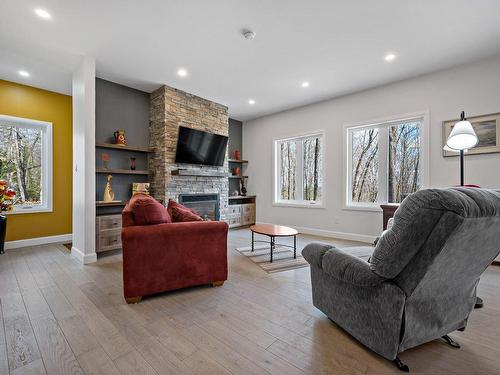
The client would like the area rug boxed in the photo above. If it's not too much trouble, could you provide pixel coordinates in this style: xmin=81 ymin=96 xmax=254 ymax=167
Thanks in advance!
xmin=236 ymin=243 xmax=374 ymax=274
xmin=236 ymin=244 xmax=310 ymax=273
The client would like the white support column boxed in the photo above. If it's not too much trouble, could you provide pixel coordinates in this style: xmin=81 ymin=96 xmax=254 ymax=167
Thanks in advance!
xmin=71 ymin=57 xmax=96 ymax=264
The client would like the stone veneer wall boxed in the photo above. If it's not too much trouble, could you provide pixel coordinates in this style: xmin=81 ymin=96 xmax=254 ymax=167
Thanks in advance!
xmin=149 ymin=85 xmax=229 ymax=220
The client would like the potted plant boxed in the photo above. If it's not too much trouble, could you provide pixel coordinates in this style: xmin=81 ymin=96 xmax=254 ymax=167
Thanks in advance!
xmin=0 ymin=180 xmax=17 ymax=254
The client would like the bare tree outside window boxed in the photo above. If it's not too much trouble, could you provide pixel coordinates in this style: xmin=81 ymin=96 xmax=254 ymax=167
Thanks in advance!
xmin=348 ymin=116 xmax=423 ymax=207
xmin=351 ymin=128 xmax=379 ymax=203
xmin=388 ymin=122 xmax=421 ymax=203
xmin=0 ymin=124 xmax=42 ymax=206
xmin=303 ymin=136 xmax=323 ymax=201
xmin=276 ymin=133 xmax=324 ymax=204
xmin=279 ymin=140 xmax=297 ymax=200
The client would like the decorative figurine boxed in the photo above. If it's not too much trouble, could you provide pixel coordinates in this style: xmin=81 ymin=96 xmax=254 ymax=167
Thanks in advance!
xmin=232 ymin=167 xmax=241 ymax=176
xmin=240 ymin=177 xmax=247 ymax=196
xmin=101 ymin=153 xmax=109 ymax=169
xmin=114 ymin=130 xmax=127 ymax=146
xmin=103 ymin=175 xmax=116 ymax=202
xmin=130 ymin=157 xmax=137 ymax=170
xmin=233 ymin=150 xmax=241 ymax=160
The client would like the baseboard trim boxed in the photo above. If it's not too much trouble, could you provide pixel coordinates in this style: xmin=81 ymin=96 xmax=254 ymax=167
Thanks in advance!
xmin=71 ymin=246 xmax=97 ymax=264
xmin=256 ymin=222 xmax=376 ymax=244
xmin=5 ymin=234 xmax=72 ymax=250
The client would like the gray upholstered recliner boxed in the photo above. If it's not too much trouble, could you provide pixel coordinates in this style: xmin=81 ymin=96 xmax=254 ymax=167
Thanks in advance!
xmin=303 ymin=188 xmax=500 ymax=371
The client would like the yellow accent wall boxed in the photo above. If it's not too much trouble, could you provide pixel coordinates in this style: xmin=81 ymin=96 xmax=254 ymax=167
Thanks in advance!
xmin=0 ymin=79 xmax=72 ymax=241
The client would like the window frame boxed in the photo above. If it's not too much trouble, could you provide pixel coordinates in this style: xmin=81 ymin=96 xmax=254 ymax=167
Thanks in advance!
xmin=343 ymin=111 xmax=429 ymax=211
xmin=0 ymin=114 xmax=53 ymax=214
xmin=273 ymin=130 xmax=325 ymax=208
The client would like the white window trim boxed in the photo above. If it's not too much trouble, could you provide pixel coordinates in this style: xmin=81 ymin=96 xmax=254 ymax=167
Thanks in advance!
xmin=273 ymin=130 xmax=326 ymax=208
xmin=0 ymin=114 xmax=53 ymax=215
xmin=343 ymin=111 xmax=430 ymax=211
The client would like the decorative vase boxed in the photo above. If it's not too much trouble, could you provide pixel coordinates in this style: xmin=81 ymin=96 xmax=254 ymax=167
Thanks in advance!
xmin=0 ymin=215 xmax=6 ymax=254
xmin=114 ymin=130 xmax=127 ymax=146
xmin=130 ymin=157 xmax=137 ymax=170
xmin=102 ymin=153 xmax=109 ymax=170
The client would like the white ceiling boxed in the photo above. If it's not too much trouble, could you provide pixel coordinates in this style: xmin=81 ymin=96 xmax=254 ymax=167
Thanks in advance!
xmin=2 ymin=1 xmax=500 ymax=121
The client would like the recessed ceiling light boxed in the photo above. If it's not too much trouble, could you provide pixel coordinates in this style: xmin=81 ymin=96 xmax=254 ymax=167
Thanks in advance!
xmin=248 ymin=99 xmax=256 ymax=105
xmin=34 ymin=8 xmax=51 ymax=19
xmin=177 ymin=68 xmax=188 ymax=77
xmin=301 ymin=81 xmax=310 ymax=88
xmin=384 ymin=53 xmax=396 ymax=62
xmin=18 ymin=70 xmax=30 ymax=77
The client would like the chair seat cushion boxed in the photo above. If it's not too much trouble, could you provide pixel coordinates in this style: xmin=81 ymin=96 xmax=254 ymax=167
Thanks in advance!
xmin=168 ymin=199 xmax=203 ymax=222
xmin=129 ymin=194 xmax=171 ymax=225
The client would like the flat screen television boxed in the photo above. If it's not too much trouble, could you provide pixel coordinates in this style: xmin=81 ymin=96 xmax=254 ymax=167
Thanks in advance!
xmin=175 ymin=126 xmax=228 ymax=166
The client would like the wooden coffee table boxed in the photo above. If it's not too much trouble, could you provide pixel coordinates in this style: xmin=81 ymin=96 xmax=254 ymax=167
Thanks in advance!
xmin=250 ymin=224 xmax=298 ymax=263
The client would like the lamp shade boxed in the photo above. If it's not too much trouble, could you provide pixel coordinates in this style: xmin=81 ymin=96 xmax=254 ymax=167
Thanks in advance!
xmin=446 ymin=120 xmax=478 ymax=151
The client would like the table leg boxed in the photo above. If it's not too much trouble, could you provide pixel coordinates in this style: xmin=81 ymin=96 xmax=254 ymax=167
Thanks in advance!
xmin=251 ymin=231 xmax=254 ymax=252
xmin=270 ymin=236 xmax=274 ymax=263
xmin=293 ymin=235 xmax=296 ymax=259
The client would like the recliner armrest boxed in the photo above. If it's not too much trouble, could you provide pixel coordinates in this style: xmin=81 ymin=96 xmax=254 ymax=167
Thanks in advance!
xmin=303 ymin=243 xmax=386 ymax=287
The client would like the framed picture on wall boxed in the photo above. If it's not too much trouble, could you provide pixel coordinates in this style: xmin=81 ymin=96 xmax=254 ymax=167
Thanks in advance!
xmin=443 ymin=112 xmax=500 ymax=157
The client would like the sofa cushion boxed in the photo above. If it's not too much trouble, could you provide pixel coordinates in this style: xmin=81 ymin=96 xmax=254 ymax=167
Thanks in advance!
xmin=129 ymin=194 xmax=171 ymax=225
xmin=168 ymin=199 xmax=203 ymax=222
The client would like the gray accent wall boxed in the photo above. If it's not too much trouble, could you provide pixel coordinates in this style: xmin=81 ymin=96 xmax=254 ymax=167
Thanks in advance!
xmin=96 ymin=78 xmax=150 ymax=146
xmin=95 ymin=78 xmax=150 ymax=208
xmin=228 ymin=118 xmax=242 ymax=158
xmin=228 ymin=118 xmax=243 ymax=195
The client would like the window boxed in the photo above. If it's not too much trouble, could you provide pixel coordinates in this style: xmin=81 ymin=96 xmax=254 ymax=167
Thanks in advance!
xmin=274 ymin=132 xmax=324 ymax=206
xmin=0 ymin=114 xmax=52 ymax=213
xmin=346 ymin=114 xmax=428 ymax=209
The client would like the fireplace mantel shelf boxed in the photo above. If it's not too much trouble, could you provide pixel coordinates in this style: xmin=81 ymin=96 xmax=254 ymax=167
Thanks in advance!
xmin=171 ymin=169 xmax=231 ymax=178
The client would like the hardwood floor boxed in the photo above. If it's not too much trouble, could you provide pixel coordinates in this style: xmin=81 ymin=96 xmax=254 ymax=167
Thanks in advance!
xmin=0 ymin=228 xmax=499 ymax=374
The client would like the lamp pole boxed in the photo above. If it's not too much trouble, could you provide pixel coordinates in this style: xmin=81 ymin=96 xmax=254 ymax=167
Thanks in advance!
xmin=460 ymin=149 xmax=464 ymax=186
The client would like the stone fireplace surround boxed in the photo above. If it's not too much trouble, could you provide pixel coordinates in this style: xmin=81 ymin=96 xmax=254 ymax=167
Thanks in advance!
xmin=149 ymin=85 xmax=229 ymax=220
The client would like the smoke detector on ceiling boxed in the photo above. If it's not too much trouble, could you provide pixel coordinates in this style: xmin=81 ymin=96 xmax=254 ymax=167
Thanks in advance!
xmin=242 ymin=29 xmax=256 ymax=40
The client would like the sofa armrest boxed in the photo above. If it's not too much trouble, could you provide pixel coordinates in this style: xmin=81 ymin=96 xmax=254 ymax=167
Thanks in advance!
xmin=303 ymin=243 xmax=386 ymax=287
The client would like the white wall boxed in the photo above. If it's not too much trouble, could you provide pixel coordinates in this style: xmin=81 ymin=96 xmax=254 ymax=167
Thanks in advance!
xmin=243 ymin=55 xmax=500 ymax=241
xmin=72 ymin=57 xmax=97 ymax=264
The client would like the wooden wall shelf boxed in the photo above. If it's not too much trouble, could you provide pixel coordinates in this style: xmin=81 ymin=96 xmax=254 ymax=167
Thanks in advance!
xmin=228 ymin=195 xmax=256 ymax=200
xmin=96 ymin=142 xmax=153 ymax=153
xmin=229 ymin=175 xmax=248 ymax=179
xmin=228 ymin=159 xmax=248 ymax=164
xmin=96 ymin=168 xmax=150 ymax=175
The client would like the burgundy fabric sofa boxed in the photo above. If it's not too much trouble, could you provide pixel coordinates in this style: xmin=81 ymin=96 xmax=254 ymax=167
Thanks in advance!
xmin=121 ymin=194 xmax=228 ymax=303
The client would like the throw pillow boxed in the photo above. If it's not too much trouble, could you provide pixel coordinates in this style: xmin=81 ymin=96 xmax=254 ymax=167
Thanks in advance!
xmin=167 ymin=199 xmax=203 ymax=222
xmin=129 ymin=193 xmax=172 ymax=225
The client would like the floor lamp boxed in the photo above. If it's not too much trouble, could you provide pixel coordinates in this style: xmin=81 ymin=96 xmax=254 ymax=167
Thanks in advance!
xmin=444 ymin=111 xmax=478 ymax=186
xmin=444 ymin=111 xmax=483 ymax=308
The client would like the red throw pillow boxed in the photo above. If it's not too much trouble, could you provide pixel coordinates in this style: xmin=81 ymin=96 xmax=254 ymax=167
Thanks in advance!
xmin=167 ymin=199 xmax=203 ymax=222
xmin=129 ymin=194 xmax=172 ymax=225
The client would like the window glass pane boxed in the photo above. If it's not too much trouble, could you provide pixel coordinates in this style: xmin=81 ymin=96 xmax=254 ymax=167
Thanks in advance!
xmin=388 ymin=121 xmax=421 ymax=203
xmin=0 ymin=124 xmax=42 ymax=207
xmin=303 ymin=136 xmax=323 ymax=201
xmin=279 ymin=141 xmax=297 ymax=200
xmin=351 ymin=128 xmax=379 ymax=203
